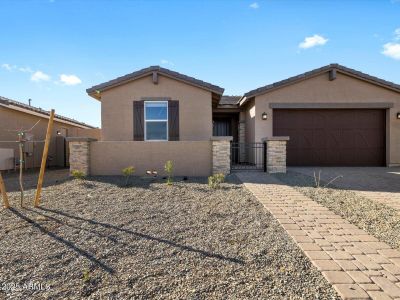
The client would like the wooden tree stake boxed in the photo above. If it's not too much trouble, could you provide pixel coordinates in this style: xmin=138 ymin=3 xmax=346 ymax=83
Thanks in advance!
xmin=0 ymin=172 xmax=10 ymax=209
xmin=19 ymin=135 xmax=24 ymax=207
xmin=34 ymin=109 xmax=55 ymax=207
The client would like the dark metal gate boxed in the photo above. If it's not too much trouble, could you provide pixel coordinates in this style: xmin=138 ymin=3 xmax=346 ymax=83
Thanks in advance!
xmin=231 ymin=142 xmax=266 ymax=171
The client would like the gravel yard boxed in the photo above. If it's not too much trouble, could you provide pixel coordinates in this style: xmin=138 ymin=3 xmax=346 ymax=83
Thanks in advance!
xmin=274 ymin=171 xmax=400 ymax=251
xmin=0 ymin=172 xmax=338 ymax=299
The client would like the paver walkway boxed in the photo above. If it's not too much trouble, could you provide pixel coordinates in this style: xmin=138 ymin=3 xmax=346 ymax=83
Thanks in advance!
xmin=236 ymin=172 xmax=400 ymax=300
xmin=292 ymin=167 xmax=400 ymax=211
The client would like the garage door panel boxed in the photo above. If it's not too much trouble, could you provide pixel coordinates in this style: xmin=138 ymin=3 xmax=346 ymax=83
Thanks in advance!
xmin=360 ymin=129 xmax=385 ymax=146
xmin=329 ymin=111 xmax=353 ymax=129
xmin=326 ymin=129 xmax=346 ymax=148
xmin=273 ymin=111 xmax=289 ymax=128
xmin=356 ymin=110 xmax=384 ymax=129
xmin=313 ymin=129 xmax=326 ymax=148
xmin=273 ymin=109 xmax=385 ymax=166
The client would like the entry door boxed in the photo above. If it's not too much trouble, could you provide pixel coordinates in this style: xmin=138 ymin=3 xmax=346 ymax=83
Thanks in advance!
xmin=213 ymin=119 xmax=232 ymax=136
xmin=273 ymin=109 xmax=385 ymax=166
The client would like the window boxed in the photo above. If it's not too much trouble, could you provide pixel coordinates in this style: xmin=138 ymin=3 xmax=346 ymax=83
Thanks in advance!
xmin=144 ymin=101 xmax=168 ymax=141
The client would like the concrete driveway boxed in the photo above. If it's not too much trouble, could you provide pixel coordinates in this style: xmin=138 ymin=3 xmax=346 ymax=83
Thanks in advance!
xmin=290 ymin=167 xmax=400 ymax=211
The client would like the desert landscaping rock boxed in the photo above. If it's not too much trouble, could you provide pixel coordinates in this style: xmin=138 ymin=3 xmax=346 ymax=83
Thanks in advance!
xmin=274 ymin=171 xmax=400 ymax=251
xmin=0 ymin=171 xmax=339 ymax=299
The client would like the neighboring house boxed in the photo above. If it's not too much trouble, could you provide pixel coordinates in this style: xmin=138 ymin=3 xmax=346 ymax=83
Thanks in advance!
xmin=75 ymin=64 xmax=400 ymax=177
xmin=0 ymin=96 xmax=99 ymax=170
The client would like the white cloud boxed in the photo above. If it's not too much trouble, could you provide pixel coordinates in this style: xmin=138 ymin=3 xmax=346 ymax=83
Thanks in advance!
xmin=382 ymin=43 xmax=400 ymax=60
xmin=161 ymin=59 xmax=174 ymax=66
xmin=249 ymin=2 xmax=259 ymax=9
xmin=59 ymin=74 xmax=82 ymax=85
xmin=1 ymin=63 xmax=16 ymax=71
xmin=31 ymin=71 xmax=51 ymax=82
xmin=299 ymin=34 xmax=328 ymax=49
xmin=18 ymin=66 xmax=33 ymax=73
xmin=2 ymin=63 xmax=33 ymax=73
xmin=395 ymin=28 xmax=400 ymax=40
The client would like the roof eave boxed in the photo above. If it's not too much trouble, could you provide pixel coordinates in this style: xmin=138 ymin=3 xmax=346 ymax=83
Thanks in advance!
xmin=0 ymin=96 xmax=96 ymax=129
xmin=243 ymin=64 xmax=400 ymax=99
xmin=86 ymin=67 xmax=224 ymax=97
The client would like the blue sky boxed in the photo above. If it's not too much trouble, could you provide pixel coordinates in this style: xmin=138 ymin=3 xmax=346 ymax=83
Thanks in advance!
xmin=1 ymin=0 xmax=399 ymax=127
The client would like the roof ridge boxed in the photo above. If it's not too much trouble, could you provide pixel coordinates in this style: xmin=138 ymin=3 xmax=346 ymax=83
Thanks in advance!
xmin=244 ymin=63 xmax=400 ymax=98
xmin=86 ymin=66 xmax=224 ymax=96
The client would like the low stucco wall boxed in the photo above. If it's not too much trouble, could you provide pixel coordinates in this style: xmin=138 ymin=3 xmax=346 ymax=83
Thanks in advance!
xmin=90 ymin=141 xmax=212 ymax=176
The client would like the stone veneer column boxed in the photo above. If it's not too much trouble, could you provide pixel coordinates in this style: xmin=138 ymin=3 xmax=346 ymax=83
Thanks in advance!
xmin=238 ymin=120 xmax=246 ymax=163
xmin=263 ymin=136 xmax=290 ymax=173
xmin=66 ymin=137 xmax=97 ymax=176
xmin=211 ymin=136 xmax=233 ymax=175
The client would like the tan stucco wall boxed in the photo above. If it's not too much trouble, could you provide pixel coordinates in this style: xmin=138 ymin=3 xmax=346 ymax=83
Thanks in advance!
xmin=244 ymin=98 xmax=255 ymax=144
xmin=100 ymin=74 xmax=213 ymax=141
xmin=248 ymin=72 xmax=400 ymax=165
xmin=90 ymin=141 xmax=212 ymax=176
xmin=74 ymin=128 xmax=101 ymax=140
xmin=0 ymin=106 xmax=97 ymax=168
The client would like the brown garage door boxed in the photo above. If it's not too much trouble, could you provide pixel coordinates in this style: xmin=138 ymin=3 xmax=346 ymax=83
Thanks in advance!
xmin=273 ymin=109 xmax=385 ymax=166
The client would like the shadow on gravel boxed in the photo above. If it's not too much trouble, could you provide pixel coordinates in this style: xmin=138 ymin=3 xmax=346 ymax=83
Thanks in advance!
xmin=40 ymin=207 xmax=245 ymax=265
xmin=3 ymin=168 xmax=72 ymax=192
xmin=25 ymin=208 xmax=131 ymax=247
xmin=288 ymin=167 xmax=400 ymax=194
xmin=9 ymin=208 xmax=115 ymax=274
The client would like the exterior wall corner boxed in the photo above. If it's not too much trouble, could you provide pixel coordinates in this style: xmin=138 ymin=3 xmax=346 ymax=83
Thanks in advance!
xmin=264 ymin=136 xmax=289 ymax=174
xmin=211 ymin=136 xmax=232 ymax=175
xmin=67 ymin=137 xmax=97 ymax=176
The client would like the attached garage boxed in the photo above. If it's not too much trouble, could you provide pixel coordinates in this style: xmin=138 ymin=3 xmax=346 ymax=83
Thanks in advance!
xmin=241 ymin=64 xmax=400 ymax=167
xmin=273 ymin=109 xmax=386 ymax=166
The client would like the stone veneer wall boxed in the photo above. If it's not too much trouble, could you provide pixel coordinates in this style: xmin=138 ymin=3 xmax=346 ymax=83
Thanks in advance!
xmin=264 ymin=137 xmax=289 ymax=173
xmin=211 ymin=136 xmax=233 ymax=175
xmin=238 ymin=121 xmax=246 ymax=163
xmin=66 ymin=137 xmax=97 ymax=176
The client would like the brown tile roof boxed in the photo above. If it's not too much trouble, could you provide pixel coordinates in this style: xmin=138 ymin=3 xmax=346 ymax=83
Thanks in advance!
xmin=0 ymin=96 xmax=96 ymax=129
xmin=87 ymin=66 xmax=224 ymax=97
xmin=219 ymin=95 xmax=242 ymax=105
xmin=244 ymin=63 xmax=400 ymax=98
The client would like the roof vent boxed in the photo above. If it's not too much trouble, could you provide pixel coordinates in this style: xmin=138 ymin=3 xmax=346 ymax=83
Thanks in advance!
xmin=329 ymin=69 xmax=337 ymax=81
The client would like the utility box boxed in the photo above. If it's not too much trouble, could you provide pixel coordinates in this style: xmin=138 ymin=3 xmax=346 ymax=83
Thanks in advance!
xmin=0 ymin=148 xmax=15 ymax=171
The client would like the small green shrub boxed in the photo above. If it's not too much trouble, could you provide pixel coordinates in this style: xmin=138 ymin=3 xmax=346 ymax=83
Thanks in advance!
xmin=71 ymin=170 xmax=85 ymax=180
xmin=82 ymin=269 xmax=90 ymax=283
xmin=122 ymin=166 xmax=135 ymax=186
xmin=164 ymin=160 xmax=174 ymax=185
xmin=208 ymin=173 xmax=225 ymax=189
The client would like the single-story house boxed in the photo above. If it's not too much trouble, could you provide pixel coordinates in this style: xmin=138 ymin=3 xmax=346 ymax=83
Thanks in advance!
xmin=68 ymin=64 xmax=400 ymax=177
xmin=0 ymin=96 xmax=100 ymax=170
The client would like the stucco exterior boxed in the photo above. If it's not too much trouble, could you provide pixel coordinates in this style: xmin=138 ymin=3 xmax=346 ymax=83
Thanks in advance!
xmin=90 ymin=141 xmax=212 ymax=176
xmin=100 ymin=74 xmax=213 ymax=141
xmin=245 ymin=72 xmax=400 ymax=166
xmin=72 ymin=64 xmax=400 ymax=176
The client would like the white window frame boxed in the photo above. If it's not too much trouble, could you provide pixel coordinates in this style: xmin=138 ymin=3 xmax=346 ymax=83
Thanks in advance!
xmin=144 ymin=101 xmax=168 ymax=141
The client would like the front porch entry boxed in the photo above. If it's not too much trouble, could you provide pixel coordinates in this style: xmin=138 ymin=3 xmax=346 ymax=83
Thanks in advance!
xmin=212 ymin=112 xmax=266 ymax=172
xmin=230 ymin=142 xmax=266 ymax=171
